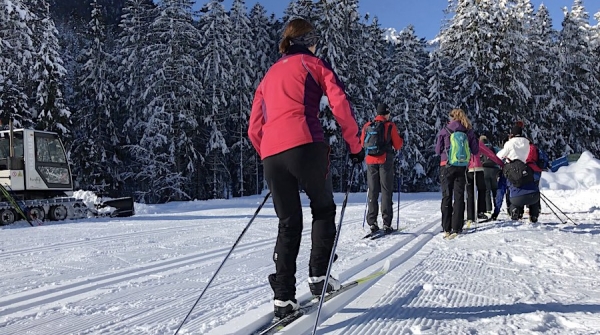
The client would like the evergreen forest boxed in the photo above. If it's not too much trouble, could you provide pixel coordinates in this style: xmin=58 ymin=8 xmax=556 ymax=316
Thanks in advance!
xmin=1 ymin=0 xmax=599 ymax=203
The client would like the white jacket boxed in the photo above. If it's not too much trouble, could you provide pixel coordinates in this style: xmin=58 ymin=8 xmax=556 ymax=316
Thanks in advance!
xmin=496 ymin=137 xmax=530 ymax=162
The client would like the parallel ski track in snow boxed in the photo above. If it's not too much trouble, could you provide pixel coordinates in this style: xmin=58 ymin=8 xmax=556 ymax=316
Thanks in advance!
xmin=207 ymin=200 xmax=441 ymax=335
xmin=0 ymin=200 xmax=425 ymax=335
xmin=83 ymin=200 xmax=425 ymax=335
xmin=279 ymin=216 xmax=442 ymax=335
xmin=315 ymin=213 xmax=587 ymax=335
xmin=0 ymin=222 xmax=217 ymax=260
xmin=0 ymin=200 xmax=419 ymax=262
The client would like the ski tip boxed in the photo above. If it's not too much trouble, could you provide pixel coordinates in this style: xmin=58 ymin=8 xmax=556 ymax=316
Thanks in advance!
xmin=382 ymin=259 xmax=391 ymax=273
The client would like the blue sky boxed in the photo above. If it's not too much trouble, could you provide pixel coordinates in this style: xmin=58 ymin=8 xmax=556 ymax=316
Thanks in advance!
xmin=209 ymin=0 xmax=598 ymax=40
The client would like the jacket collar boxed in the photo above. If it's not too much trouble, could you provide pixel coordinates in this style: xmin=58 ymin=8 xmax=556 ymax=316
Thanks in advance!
xmin=285 ymin=44 xmax=315 ymax=57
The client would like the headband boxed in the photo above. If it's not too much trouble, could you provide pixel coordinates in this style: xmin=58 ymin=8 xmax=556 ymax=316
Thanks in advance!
xmin=290 ymin=30 xmax=319 ymax=47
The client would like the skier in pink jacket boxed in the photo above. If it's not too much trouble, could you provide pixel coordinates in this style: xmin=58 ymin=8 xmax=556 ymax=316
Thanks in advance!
xmin=466 ymin=140 xmax=487 ymax=225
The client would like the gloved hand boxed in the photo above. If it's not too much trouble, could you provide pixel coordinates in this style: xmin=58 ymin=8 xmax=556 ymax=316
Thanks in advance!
xmin=349 ymin=148 xmax=365 ymax=165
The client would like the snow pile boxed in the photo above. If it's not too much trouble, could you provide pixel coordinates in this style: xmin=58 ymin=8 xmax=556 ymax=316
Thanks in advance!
xmin=72 ymin=190 xmax=102 ymax=208
xmin=541 ymin=151 xmax=600 ymax=190
xmin=71 ymin=190 xmax=115 ymax=215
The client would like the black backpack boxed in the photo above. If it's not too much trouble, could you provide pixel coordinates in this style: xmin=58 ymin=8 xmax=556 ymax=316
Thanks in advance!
xmin=502 ymin=159 xmax=534 ymax=187
xmin=480 ymin=142 xmax=498 ymax=168
xmin=363 ymin=121 xmax=392 ymax=156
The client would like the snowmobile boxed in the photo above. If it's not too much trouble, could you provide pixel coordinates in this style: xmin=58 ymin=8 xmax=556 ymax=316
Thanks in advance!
xmin=0 ymin=127 xmax=134 ymax=225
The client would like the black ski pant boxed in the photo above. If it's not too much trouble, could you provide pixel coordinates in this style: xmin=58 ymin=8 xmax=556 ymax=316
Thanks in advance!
xmin=466 ymin=170 xmax=487 ymax=221
xmin=483 ymin=167 xmax=499 ymax=212
xmin=263 ymin=142 xmax=337 ymax=302
xmin=509 ymin=192 xmax=541 ymax=218
xmin=366 ymin=153 xmax=395 ymax=227
xmin=440 ymin=165 xmax=466 ymax=233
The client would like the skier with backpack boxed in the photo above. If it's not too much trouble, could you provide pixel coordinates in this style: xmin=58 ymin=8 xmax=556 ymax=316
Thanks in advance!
xmin=494 ymin=125 xmax=541 ymax=222
xmin=466 ymin=134 xmax=488 ymax=226
xmin=435 ymin=109 xmax=479 ymax=238
xmin=480 ymin=135 xmax=501 ymax=214
xmin=360 ymin=103 xmax=404 ymax=234
xmin=247 ymin=18 xmax=364 ymax=319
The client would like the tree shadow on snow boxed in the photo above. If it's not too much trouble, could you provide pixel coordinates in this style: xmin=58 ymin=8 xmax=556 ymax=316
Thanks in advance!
xmin=322 ymin=284 xmax=600 ymax=334
xmin=466 ymin=219 xmax=600 ymax=236
xmin=558 ymin=222 xmax=600 ymax=235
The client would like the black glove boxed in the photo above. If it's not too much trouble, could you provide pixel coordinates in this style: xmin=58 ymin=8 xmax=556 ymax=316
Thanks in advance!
xmin=349 ymin=148 xmax=365 ymax=165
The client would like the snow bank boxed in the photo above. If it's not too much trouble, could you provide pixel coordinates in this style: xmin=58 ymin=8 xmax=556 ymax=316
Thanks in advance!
xmin=541 ymin=151 xmax=600 ymax=190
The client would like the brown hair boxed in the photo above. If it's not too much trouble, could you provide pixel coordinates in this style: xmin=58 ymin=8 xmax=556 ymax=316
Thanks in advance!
xmin=449 ymin=108 xmax=472 ymax=129
xmin=279 ymin=18 xmax=314 ymax=54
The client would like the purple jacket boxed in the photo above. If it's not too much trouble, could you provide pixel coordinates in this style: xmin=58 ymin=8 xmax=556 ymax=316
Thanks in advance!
xmin=435 ymin=120 xmax=479 ymax=165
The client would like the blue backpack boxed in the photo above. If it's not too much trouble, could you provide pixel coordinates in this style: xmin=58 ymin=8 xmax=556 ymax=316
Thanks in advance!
xmin=363 ymin=121 xmax=392 ymax=156
xmin=444 ymin=126 xmax=470 ymax=166
xmin=536 ymin=147 xmax=550 ymax=170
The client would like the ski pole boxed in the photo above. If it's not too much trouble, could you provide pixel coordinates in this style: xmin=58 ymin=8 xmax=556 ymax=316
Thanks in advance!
xmin=474 ymin=171 xmax=478 ymax=227
xmin=396 ymin=151 xmax=402 ymax=230
xmin=396 ymin=168 xmax=400 ymax=230
xmin=311 ymin=166 xmax=357 ymax=335
xmin=540 ymin=192 xmax=577 ymax=225
xmin=173 ymin=191 xmax=272 ymax=335
xmin=539 ymin=196 xmax=565 ymax=224
xmin=361 ymin=188 xmax=368 ymax=229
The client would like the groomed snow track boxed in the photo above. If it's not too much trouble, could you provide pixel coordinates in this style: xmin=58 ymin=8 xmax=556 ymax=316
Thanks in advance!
xmin=212 ymin=201 xmax=442 ymax=335
xmin=0 ymin=196 xmax=447 ymax=335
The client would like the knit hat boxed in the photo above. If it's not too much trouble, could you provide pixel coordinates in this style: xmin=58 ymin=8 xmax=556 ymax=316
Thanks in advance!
xmin=510 ymin=125 xmax=523 ymax=136
xmin=376 ymin=103 xmax=390 ymax=115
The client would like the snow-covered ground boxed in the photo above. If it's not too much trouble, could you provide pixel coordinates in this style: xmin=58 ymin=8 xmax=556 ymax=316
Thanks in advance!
xmin=1 ymin=153 xmax=599 ymax=335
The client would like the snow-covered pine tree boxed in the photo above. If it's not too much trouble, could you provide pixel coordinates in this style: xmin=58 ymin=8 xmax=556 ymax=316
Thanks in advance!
xmin=246 ymin=3 xmax=275 ymax=195
xmin=115 ymin=0 xmax=155 ymax=146
xmin=54 ymin=14 xmax=86 ymax=151
xmin=343 ymin=3 xmax=373 ymax=126
xmin=114 ymin=0 xmax=156 ymax=194
xmin=282 ymin=0 xmax=318 ymax=24
xmin=129 ymin=0 xmax=202 ymax=203
xmin=593 ymin=11 xmax=600 ymax=50
xmin=500 ymin=0 xmax=533 ymax=128
xmin=0 ymin=0 xmax=34 ymax=127
xmin=23 ymin=0 xmax=71 ymax=139
xmin=313 ymin=0 xmax=354 ymax=191
xmin=247 ymin=4 xmax=276 ymax=95
xmin=556 ymin=0 xmax=600 ymax=155
xmin=197 ymin=0 xmax=234 ymax=199
xmin=426 ymin=47 xmax=456 ymax=177
xmin=436 ymin=0 xmax=514 ymax=137
xmin=528 ymin=4 xmax=561 ymax=156
xmin=593 ymin=11 xmax=600 ymax=145
xmin=228 ymin=0 xmax=254 ymax=197
xmin=344 ymin=14 xmax=385 ymax=190
xmin=267 ymin=11 xmax=282 ymax=65
xmin=358 ymin=15 xmax=385 ymax=114
xmin=381 ymin=26 xmax=432 ymax=191
xmin=71 ymin=0 xmax=121 ymax=194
